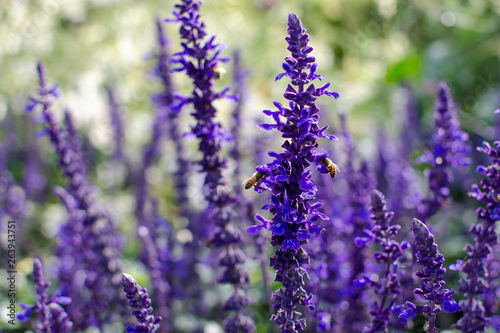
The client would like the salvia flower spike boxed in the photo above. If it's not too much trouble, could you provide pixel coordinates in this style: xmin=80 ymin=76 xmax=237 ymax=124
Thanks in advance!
xmin=354 ymin=189 xmax=409 ymax=333
xmin=248 ymin=12 xmax=338 ymax=332
xmin=18 ymin=258 xmax=73 ymax=333
xmin=27 ymin=61 xmax=124 ymax=331
xmin=168 ymin=1 xmax=254 ymax=331
xmin=399 ymin=219 xmax=460 ymax=332
xmin=122 ymin=273 xmax=162 ymax=333
xmin=455 ymin=140 xmax=500 ymax=332
xmin=418 ymin=82 xmax=470 ymax=222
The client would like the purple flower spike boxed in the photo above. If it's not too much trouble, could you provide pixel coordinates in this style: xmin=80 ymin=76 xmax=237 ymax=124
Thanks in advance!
xmin=122 ymin=273 xmax=162 ymax=333
xmin=253 ymin=13 xmax=338 ymax=332
xmin=27 ymin=62 xmax=124 ymax=331
xmin=418 ymin=82 xmax=470 ymax=222
xmin=399 ymin=219 xmax=459 ymax=332
xmin=455 ymin=139 xmax=500 ymax=332
xmin=17 ymin=258 xmax=73 ymax=333
xmin=168 ymin=1 xmax=254 ymax=331
xmin=106 ymin=87 xmax=132 ymax=173
xmin=356 ymin=190 xmax=409 ymax=333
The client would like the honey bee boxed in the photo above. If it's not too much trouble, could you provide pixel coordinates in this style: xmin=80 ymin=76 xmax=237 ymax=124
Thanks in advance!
xmin=319 ymin=157 xmax=340 ymax=178
xmin=243 ymin=171 xmax=267 ymax=190
xmin=211 ymin=65 xmax=226 ymax=80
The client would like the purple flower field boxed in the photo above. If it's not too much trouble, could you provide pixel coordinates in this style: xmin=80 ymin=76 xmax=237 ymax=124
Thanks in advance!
xmin=1 ymin=1 xmax=500 ymax=332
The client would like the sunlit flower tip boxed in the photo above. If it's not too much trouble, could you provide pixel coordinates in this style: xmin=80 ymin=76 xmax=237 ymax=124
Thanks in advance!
xmin=412 ymin=218 xmax=428 ymax=238
xmin=122 ymin=273 xmax=161 ymax=333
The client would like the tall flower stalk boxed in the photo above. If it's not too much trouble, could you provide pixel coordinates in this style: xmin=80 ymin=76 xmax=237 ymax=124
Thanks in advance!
xmin=247 ymin=13 xmax=338 ymax=332
xmin=417 ymin=83 xmax=470 ymax=222
xmin=106 ymin=87 xmax=133 ymax=177
xmin=122 ymin=273 xmax=162 ymax=333
xmin=230 ymin=49 xmax=276 ymax=328
xmin=26 ymin=62 xmax=124 ymax=330
xmin=455 ymin=140 xmax=500 ymax=332
xmin=132 ymin=17 xmax=179 ymax=330
xmin=18 ymin=258 xmax=73 ymax=333
xmin=168 ymin=1 xmax=254 ymax=331
xmin=354 ymin=190 xmax=409 ymax=333
xmin=338 ymin=114 xmax=376 ymax=331
xmin=399 ymin=219 xmax=460 ymax=332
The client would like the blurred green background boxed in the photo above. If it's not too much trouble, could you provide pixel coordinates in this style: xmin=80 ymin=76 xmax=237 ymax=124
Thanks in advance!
xmin=1 ymin=0 xmax=499 ymax=146
xmin=1 ymin=0 xmax=499 ymax=331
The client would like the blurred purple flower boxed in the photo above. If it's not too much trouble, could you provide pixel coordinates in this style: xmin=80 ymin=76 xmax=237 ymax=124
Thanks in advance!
xmin=400 ymin=82 xmax=420 ymax=159
xmin=334 ymin=114 xmax=377 ymax=332
xmin=106 ymin=87 xmax=132 ymax=173
xmin=18 ymin=258 xmax=73 ymax=333
xmin=21 ymin=113 xmax=47 ymax=200
xmin=454 ymin=140 xmax=500 ymax=332
xmin=305 ymin=115 xmax=346 ymax=332
xmin=1 ymin=166 xmax=26 ymax=221
xmin=229 ymin=49 xmax=277 ymax=328
xmin=343 ymin=159 xmax=376 ymax=332
xmin=248 ymin=12 xmax=338 ymax=332
xmin=355 ymin=190 xmax=409 ymax=333
xmin=27 ymin=62 xmax=124 ymax=330
xmin=122 ymin=273 xmax=162 ymax=333
xmin=417 ymin=82 xmax=471 ymax=222
xmin=229 ymin=49 xmax=249 ymax=191
xmin=137 ymin=200 xmax=172 ymax=329
xmin=26 ymin=62 xmax=91 ymax=209
xmin=399 ymin=219 xmax=459 ymax=332
xmin=136 ymin=15 xmax=178 ymax=224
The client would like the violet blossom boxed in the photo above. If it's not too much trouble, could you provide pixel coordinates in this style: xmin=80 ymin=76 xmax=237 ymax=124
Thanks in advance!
xmin=26 ymin=61 xmax=124 ymax=330
xmin=168 ymin=1 xmax=254 ymax=331
xmin=354 ymin=189 xmax=409 ymax=333
xmin=137 ymin=199 xmax=172 ymax=329
xmin=400 ymin=83 xmax=420 ymax=160
xmin=22 ymin=113 xmax=47 ymax=200
xmin=106 ymin=87 xmax=132 ymax=173
xmin=131 ymin=17 xmax=180 ymax=328
xmin=336 ymin=114 xmax=376 ymax=332
xmin=306 ymin=116 xmax=345 ymax=332
xmin=229 ymin=49 xmax=248 ymax=190
xmin=18 ymin=258 xmax=73 ymax=333
xmin=1 ymin=166 xmax=26 ymax=222
xmin=417 ymin=82 xmax=470 ymax=222
xmin=247 ymin=12 xmax=338 ymax=332
xmin=454 ymin=140 xmax=500 ymax=332
xmin=122 ymin=273 xmax=162 ymax=333
xmin=152 ymin=15 xmax=191 ymax=218
xmin=230 ymin=49 xmax=276 ymax=326
xmin=399 ymin=219 xmax=460 ymax=332
xmin=136 ymin=15 xmax=177 ymax=226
